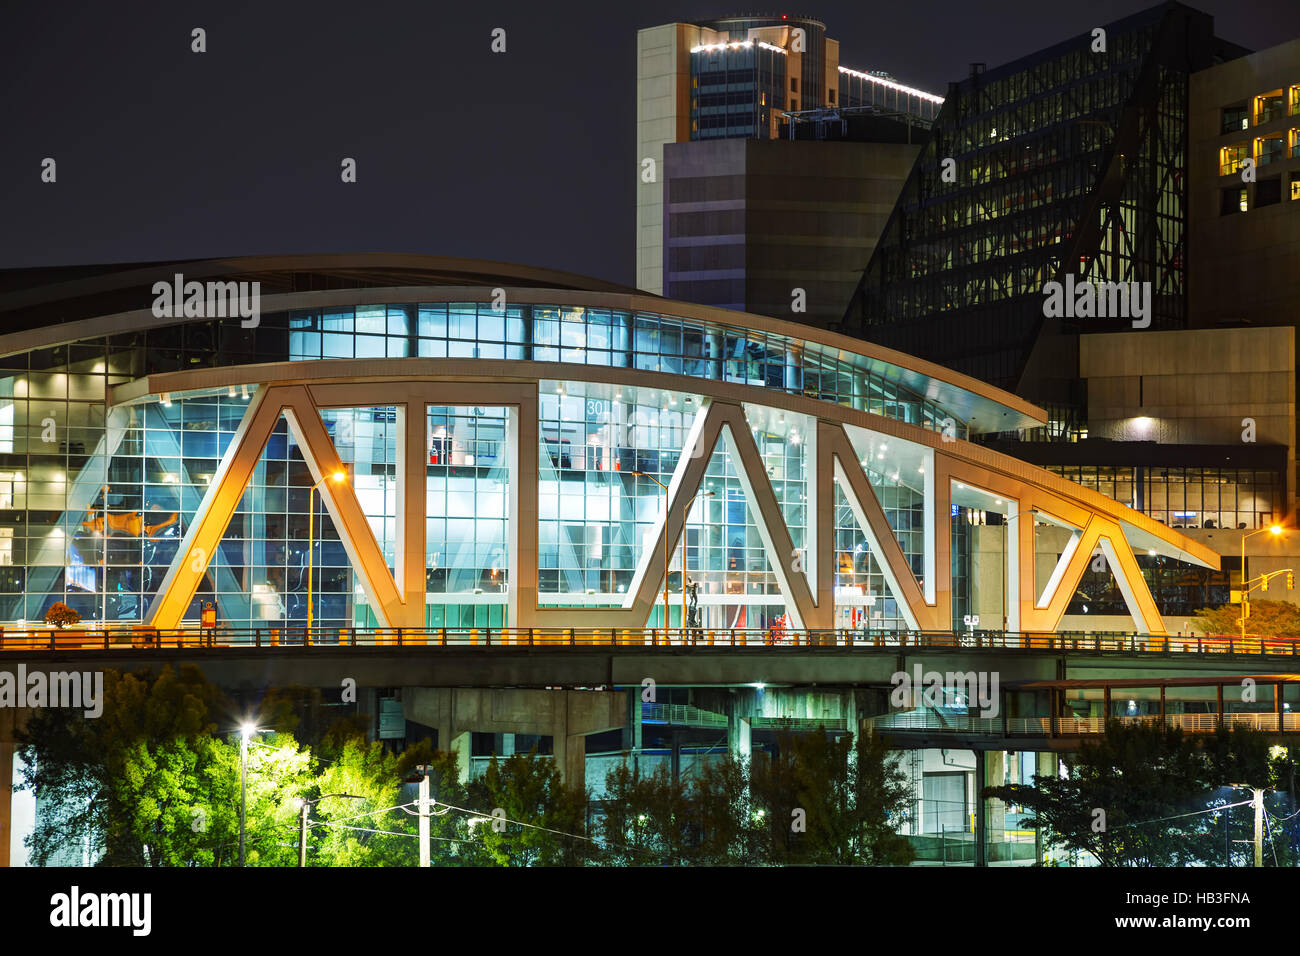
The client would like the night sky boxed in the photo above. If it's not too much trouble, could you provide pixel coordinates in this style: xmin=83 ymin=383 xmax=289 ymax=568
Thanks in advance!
xmin=3 ymin=0 xmax=1299 ymax=286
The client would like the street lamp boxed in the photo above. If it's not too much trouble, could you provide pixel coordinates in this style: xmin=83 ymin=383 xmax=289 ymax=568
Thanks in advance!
xmin=681 ymin=490 xmax=716 ymax=634
xmin=1239 ymin=524 xmax=1284 ymax=640
xmin=632 ymin=471 xmax=670 ymax=642
xmin=307 ymin=469 xmax=348 ymax=635
xmin=238 ymin=722 xmax=260 ymax=866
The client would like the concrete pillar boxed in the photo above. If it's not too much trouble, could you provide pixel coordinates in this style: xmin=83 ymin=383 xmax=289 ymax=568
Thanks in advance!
xmin=728 ymin=715 xmax=752 ymax=759
xmin=1036 ymin=751 xmax=1058 ymax=864
xmin=551 ymin=732 xmax=586 ymax=790
xmin=981 ymin=750 xmax=1006 ymax=866
xmin=845 ymin=691 xmax=859 ymax=751
xmin=501 ymin=733 xmax=515 ymax=757
xmin=623 ymin=688 xmax=642 ymax=756
xmin=446 ymin=730 xmax=472 ymax=785
xmin=362 ymin=688 xmax=379 ymax=741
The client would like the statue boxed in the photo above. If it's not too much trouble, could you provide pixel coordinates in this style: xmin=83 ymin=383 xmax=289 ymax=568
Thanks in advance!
xmin=685 ymin=577 xmax=702 ymax=639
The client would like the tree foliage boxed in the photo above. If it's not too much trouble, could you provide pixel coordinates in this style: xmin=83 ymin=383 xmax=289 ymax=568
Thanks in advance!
xmin=1193 ymin=600 xmax=1300 ymax=637
xmin=43 ymin=601 xmax=80 ymax=629
xmin=17 ymin=672 xmax=914 ymax=867
xmin=596 ymin=729 xmax=913 ymax=866
xmin=985 ymin=721 xmax=1276 ymax=866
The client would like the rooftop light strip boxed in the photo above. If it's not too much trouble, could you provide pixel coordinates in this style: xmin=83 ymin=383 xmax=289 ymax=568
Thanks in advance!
xmin=838 ymin=65 xmax=944 ymax=104
xmin=690 ymin=40 xmax=787 ymax=54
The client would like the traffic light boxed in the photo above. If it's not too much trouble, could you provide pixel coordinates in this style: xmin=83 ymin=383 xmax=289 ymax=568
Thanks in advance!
xmin=1261 ymin=575 xmax=1268 ymax=592
xmin=1288 ymin=571 xmax=1295 ymax=591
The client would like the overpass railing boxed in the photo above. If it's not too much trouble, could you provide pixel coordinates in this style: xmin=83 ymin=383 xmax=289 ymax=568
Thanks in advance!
xmin=0 ymin=625 xmax=1297 ymax=657
xmin=865 ymin=711 xmax=1300 ymax=736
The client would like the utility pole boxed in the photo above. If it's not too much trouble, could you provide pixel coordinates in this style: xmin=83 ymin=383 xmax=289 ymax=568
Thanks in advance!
xmin=1253 ymin=787 xmax=1264 ymax=868
xmin=297 ymin=793 xmax=365 ymax=867
xmin=298 ymin=799 xmax=309 ymax=867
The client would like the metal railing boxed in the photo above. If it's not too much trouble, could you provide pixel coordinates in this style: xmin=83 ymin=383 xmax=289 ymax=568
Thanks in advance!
xmin=2 ymin=625 xmax=1299 ymax=655
xmin=866 ymin=711 xmax=1300 ymax=736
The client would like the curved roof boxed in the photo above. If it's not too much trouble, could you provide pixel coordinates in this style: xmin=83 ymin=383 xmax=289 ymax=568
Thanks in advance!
xmin=0 ymin=253 xmax=637 ymax=330
xmin=0 ymin=253 xmax=1048 ymax=431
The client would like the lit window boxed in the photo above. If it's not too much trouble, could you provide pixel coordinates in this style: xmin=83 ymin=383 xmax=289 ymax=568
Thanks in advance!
xmin=1221 ymin=186 xmax=1247 ymax=215
xmin=1220 ymin=143 xmax=1249 ymax=175
xmin=1222 ymin=105 xmax=1249 ymax=133
xmin=1254 ymin=90 xmax=1285 ymax=125
xmin=1256 ymin=136 xmax=1285 ymax=165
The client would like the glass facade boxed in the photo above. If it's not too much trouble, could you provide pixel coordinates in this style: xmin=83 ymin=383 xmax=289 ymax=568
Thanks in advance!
xmin=0 ymin=298 xmax=979 ymax=630
xmin=1045 ymin=464 xmax=1280 ymax=530
xmin=842 ymin=5 xmax=1223 ymax=399
xmin=690 ymin=41 xmax=788 ymax=139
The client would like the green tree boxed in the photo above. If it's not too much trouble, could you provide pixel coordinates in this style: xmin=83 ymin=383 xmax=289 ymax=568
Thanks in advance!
xmin=16 ymin=664 xmax=249 ymax=866
xmin=691 ymin=753 xmax=761 ymax=864
xmin=471 ymin=749 xmax=593 ymax=866
xmin=219 ymin=730 xmax=315 ymax=867
xmin=309 ymin=733 xmax=417 ymax=866
xmin=750 ymin=730 xmax=914 ymax=865
xmin=983 ymin=720 xmax=1267 ymax=866
xmin=598 ymin=761 xmax=691 ymax=865
xmin=849 ymin=731 xmax=917 ymax=865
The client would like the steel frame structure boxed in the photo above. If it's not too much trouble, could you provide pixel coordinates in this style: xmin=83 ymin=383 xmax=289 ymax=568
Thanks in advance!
xmin=137 ymin=357 xmax=1217 ymax=638
xmin=841 ymin=5 xmax=1223 ymax=400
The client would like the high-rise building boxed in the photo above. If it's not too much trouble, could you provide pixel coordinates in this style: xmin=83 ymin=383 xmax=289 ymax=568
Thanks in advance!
xmin=636 ymin=15 xmax=942 ymax=304
xmin=840 ymin=2 xmax=1245 ymax=404
xmin=829 ymin=3 xmax=1300 ymax=617
xmin=1187 ymin=36 xmax=1300 ymax=330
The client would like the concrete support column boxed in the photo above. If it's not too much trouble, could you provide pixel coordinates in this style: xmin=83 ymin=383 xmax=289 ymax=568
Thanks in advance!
xmin=844 ymin=691 xmax=859 ymax=752
xmin=980 ymin=750 xmax=1006 ymax=866
xmin=551 ymin=732 xmax=586 ymax=791
xmin=445 ymin=730 xmax=472 ymax=785
xmin=1035 ymin=751 xmax=1058 ymax=864
xmin=623 ymin=688 xmax=643 ymax=757
xmin=728 ymin=714 xmax=752 ymax=760
xmin=362 ymin=687 xmax=379 ymax=741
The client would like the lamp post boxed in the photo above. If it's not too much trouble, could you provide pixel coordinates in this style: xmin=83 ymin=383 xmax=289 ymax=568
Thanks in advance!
xmin=681 ymin=490 xmax=716 ymax=632
xmin=1239 ymin=524 xmax=1284 ymax=640
xmin=307 ymin=469 xmax=348 ymax=635
xmin=632 ymin=471 xmax=670 ymax=641
xmin=238 ymin=723 xmax=260 ymax=866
